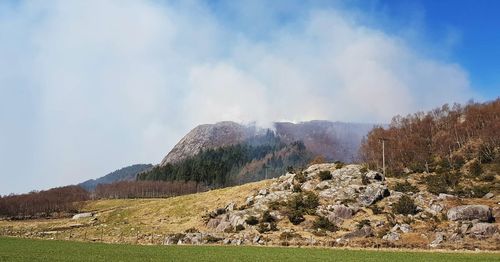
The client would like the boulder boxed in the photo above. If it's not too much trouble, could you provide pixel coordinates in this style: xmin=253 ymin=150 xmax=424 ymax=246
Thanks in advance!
xmin=358 ymin=184 xmax=390 ymax=206
xmin=330 ymin=205 xmax=354 ymax=219
xmin=391 ymin=224 xmax=411 ymax=233
xmin=446 ymin=205 xmax=492 ymax=222
xmin=482 ymin=192 xmax=494 ymax=199
xmin=469 ymin=223 xmax=498 ymax=236
xmin=72 ymin=212 xmax=93 ymax=219
xmin=206 ymin=218 xmax=221 ymax=228
xmin=365 ymin=171 xmax=384 ymax=181
xmin=382 ymin=232 xmax=400 ymax=241
xmin=301 ymin=181 xmax=315 ymax=191
xmin=429 ymin=233 xmax=445 ymax=248
xmin=343 ymin=225 xmax=373 ymax=239
xmin=215 ymin=221 xmax=232 ymax=232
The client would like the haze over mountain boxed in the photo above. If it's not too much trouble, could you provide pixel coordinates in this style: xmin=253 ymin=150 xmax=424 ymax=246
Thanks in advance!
xmin=161 ymin=120 xmax=375 ymax=165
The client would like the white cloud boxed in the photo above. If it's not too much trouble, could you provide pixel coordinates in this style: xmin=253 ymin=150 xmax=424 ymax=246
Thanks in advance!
xmin=0 ymin=0 xmax=475 ymax=194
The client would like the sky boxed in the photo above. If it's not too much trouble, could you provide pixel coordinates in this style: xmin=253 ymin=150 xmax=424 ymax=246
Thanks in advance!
xmin=0 ymin=0 xmax=498 ymax=195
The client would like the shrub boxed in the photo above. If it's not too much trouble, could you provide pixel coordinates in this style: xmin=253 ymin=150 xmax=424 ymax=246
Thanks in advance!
xmin=480 ymin=174 xmax=495 ymax=182
xmin=469 ymin=160 xmax=482 ymax=177
xmin=287 ymin=210 xmax=305 ymax=225
xmin=313 ymin=216 xmax=338 ymax=232
xmin=235 ymin=224 xmax=245 ymax=232
xmin=318 ymin=171 xmax=332 ymax=181
xmin=302 ymin=191 xmax=320 ymax=212
xmin=393 ymin=180 xmax=418 ymax=193
xmin=356 ymin=219 xmax=371 ymax=229
xmin=425 ymin=175 xmax=449 ymax=195
xmin=361 ymin=173 xmax=370 ymax=185
xmin=279 ymin=231 xmax=302 ymax=240
xmin=393 ymin=195 xmax=417 ymax=215
xmin=268 ymin=200 xmax=284 ymax=211
xmin=369 ymin=205 xmax=383 ymax=215
xmin=294 ymin=172 xmax=307 ymax=183
xmin=184 ymin=227 xmax=199 ymax=233
xmin=287 ymin=192 xmax=319 ymax=215
xmin=261 ymin=211 xmax=275 ymax=223
xmin=334 ymin=161 xmax=345 ymax=169
xmin=245 ymin=215 xmax=259 ymax=225
xmin=257 ymin=223 xmax=270 ymax=233
xmin=292 ymin=184 xmax=302 ymax=193
xmin=360 ymin=166 xmax=368 ymax=173
xmin=203 ymin=235 xmax=222 ymax=243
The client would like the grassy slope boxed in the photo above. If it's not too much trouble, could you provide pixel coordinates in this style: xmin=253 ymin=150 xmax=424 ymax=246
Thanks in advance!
xmin=0 ymin=237 xmax=498 ymax=262
xmin=0 ymin=180 xmax=271 ymax=243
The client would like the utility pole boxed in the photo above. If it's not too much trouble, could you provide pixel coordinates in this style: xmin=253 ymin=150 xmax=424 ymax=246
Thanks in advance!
xmin=379 ymin=138 xmax=389 ymax=176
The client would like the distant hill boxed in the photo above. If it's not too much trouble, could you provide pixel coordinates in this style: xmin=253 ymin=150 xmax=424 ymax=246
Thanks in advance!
xmin=79 ymin=164 xmax=153 ymax=191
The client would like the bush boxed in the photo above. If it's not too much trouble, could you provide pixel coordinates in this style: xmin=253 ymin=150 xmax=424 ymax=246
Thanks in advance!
xmin=480 ymin=174 xmax=495 ymax=182
xmin=318 ymin=171 xmax=332 ymax=181
xmin=279 ymin=231 xmax=302 ymax=240
xmin=268 ymin=200 xmax=284 ymax=211
xmin=261 ymin=211 xmax=275 ymax=223
xmin=369 ymin=205 xmax=383 ymax=215
xmin=292 ymin=184 xmax=302 ymax=193
xmin=361 ymin=173 xmax=370 ymax=185
xmin=245 ymin=216 xmax=259 ymax=225
xmin=184 ymin=227 xmax=199 ymax=233
xmin=235 ymin=224 xmax=245 ymax=232
xmin=356 ymin=219 xmax=371 ymax=229
xmin=469 ymin=160 xmax=482 ymax=177
xmin=287 ymin=192 xmax=319 ymax=215
xmin=294 ymin=172 xmax=307 ymax=183
xmin=287 ymin=210 xmax=305 ymax=225
xmin=335 ymin=161 xmax=345 ymax=169
xmin=393 ymin=180 xmax=418 ymax=193
xmin=393 ymin=195 xmax=417 ymax=215
xmin=302 ymin=191 xmax=320 ymax=212
xmin=313 ymin=216 xmax=338 ymax=232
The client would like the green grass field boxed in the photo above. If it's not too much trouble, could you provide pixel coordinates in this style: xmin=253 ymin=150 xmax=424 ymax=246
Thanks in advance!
xmin=0 ymin=237 xmax=498 ymax=262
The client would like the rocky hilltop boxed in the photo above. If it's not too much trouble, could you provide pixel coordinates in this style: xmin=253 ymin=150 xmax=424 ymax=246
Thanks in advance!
xmin=160 ymin=120 xmax=375 ymax=166
xmin=165 ymin=163 xmax=499 ymax=250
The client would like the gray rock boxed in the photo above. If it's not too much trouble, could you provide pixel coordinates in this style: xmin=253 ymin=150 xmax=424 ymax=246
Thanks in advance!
xmin=365 ymin=171 xmax=384 ymax=181
xmin=483 ymin=192 xmax=494 ymax=199
xmin=331 ymin=205 xmax=354 ymax=219
xmin=206 ymin=218 xmax=221 ymax=228
xmin=392 ymin=224 xmax=411 ymax=233
xmin=382 ymin=232 xmax=400 ymax=241
xmin=469 ymin=223 xmax=498 ymax=236
xmin=72 ymin=212 xmax=93 ymax=219
xmin=215 ymin=221 xmax=232 ymax=232
xmin=252 ymin=235 xmax=261 ymax=244
xmin=446 ymin=205 xmax=492 ymax=222
xmin=301 ymin=181 xmax=315 ymax=191
xmin=259 ymin=189 xmax=268 ymax=196
xmin=438 ymin=193 xmax=456 ymax=200
xmin=343 ymin=225 xmax=373 ymax=239
xmin=358 ymin=184 xmax=390 ymax=206
xmin=429 ymin=233 xmax=445 ymax=248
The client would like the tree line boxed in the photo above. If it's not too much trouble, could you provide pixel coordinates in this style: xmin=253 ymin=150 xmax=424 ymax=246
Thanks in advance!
xmin=0 ymin=186 xmax=89 ymax=218
xmin=360 ymin=98 xmax=500 ymax=176
xmin=92 ymin=180 xmax=206 ymax=199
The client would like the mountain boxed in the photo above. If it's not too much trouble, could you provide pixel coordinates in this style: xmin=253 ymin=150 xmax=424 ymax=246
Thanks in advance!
xmin=79 ymin=164 xmax=153 ymax=191
xmin=139 ymin=120 xmax=375 ymax=188
xmin=160 ymin=120 xmax=375 ymax=166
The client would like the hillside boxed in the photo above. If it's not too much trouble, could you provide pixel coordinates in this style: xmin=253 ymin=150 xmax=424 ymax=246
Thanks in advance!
xmin=79 ymin=164 xmax=153 ymax=191
xmin=1 ymin=163 xmax=498 ymax=250
xmin=160 ymin=120 xmax=374 ymax=166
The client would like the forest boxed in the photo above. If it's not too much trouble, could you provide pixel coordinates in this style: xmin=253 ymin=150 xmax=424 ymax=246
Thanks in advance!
xmin=0 ymin=186 xmax=89 ymax=218
xmin=92 ymin=181 xmax=206 ymax=199
xmin=138 ymin=132 xmax=311 ymax=187
xmin=361 ymin=99 xmax=500 ymax=178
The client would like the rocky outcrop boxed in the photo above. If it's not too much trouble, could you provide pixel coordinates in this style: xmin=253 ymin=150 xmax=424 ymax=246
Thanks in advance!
xmin=446 ymin=205 xmax=492 ymax=222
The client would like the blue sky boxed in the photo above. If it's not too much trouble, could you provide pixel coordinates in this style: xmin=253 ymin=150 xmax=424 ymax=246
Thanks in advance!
xmin=0 ymin=0 xmax=498 ymax=195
